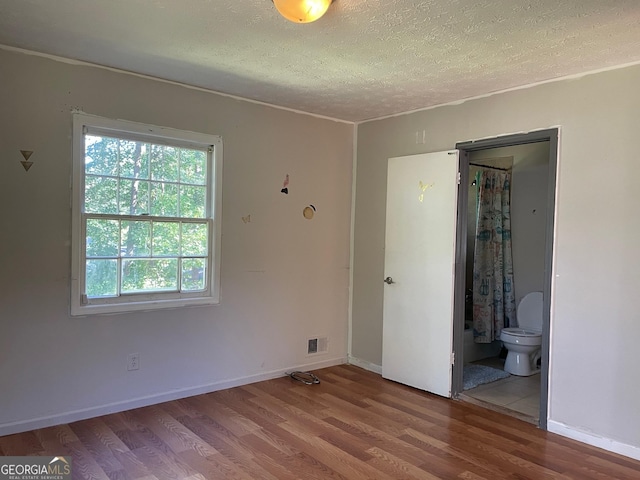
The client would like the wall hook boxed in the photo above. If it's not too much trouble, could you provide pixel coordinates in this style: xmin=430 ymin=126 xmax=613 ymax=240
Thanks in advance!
xmin=20 ymin=150 xmax=34 ymax=171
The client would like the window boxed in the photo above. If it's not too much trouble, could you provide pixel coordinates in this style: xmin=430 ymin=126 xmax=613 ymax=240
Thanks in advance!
xmin=71 ymin=114 xmax=222 ymax=315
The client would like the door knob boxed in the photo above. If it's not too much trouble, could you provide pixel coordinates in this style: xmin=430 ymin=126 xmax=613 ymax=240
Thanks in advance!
xmin=384 ymin=277 xmax=395 ymax=284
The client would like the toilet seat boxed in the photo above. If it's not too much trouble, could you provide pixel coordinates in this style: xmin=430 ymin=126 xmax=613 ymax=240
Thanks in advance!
xmin=502 ymin=328 xmax=540 ymax=337
xmin=500 ymin=328 xmax=541 ymax=346
xmin=500 ymin=292 xmax=543 ymax=376
xmin=500 ymin=291 xmax=543 ymax=345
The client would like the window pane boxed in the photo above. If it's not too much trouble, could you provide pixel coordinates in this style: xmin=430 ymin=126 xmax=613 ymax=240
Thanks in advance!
xmin=122 ymin=258 xmax=177 ymax=293
xmin=85 ymin=135 xmax=119 ymax=176
xmin=150 ymin=182 xmax=178 ymax=217
xmin=85 ymin=176 xmax=118 ymax=214
xmin=152 ymin=222 xmax=179 ymax=256
xmin=121 ymin=221 xmax=151 ymax=257
xmin=119 ymin=180 xmax=149 ymax=215
xmin=182 ymin=258 xmax=206 ymax=291
xmin=180 ymin=185 xmax=206 ymax=218
xmin=86 ymin=219 xmax=119 ymax=257
xmin=180 ymin=149 xmax=206 ymax=185
xmin=181 ymin=223 xmax=208 ymax=256
xmin=150 ymin=145 xmax=179 ymax=182
xmin=86 ymin=259 xmax=118 ymax=297
xmin=120 ymin=141 xmax=149 ymax=179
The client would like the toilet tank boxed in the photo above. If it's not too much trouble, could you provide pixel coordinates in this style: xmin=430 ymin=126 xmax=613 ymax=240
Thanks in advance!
xmin=517 ymin=292 xmax=543 ymax=331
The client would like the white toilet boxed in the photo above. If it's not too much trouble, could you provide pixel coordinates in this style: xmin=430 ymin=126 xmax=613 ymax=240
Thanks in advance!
xmin=500 ymin=292 xmax=543 ymax=376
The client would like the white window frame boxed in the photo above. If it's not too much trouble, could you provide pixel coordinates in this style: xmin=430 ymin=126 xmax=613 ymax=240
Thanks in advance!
xmin=71 ymin=113 xmax=222 ymax=316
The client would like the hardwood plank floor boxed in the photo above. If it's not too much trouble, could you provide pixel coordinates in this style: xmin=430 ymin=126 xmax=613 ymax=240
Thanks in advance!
xmin=1 ymin=365 xmax=639 ymax=479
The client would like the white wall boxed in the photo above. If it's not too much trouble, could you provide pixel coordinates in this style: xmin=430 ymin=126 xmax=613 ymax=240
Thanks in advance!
xmin=0 ymin=48 xmax=353 ymax=435
xmin=352 ymin=64 xmax=640 ymax=456
xmin=511 ymin=143 xmax=550 ymax=305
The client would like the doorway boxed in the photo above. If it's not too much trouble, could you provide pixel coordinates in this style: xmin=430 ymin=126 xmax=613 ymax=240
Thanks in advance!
xmin=451 ymin=130 xmax=558 ymax=429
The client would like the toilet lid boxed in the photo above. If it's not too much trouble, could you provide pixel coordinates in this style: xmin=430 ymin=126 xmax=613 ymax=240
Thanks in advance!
xmin=517 ymin=292 xmax=543 ymax=331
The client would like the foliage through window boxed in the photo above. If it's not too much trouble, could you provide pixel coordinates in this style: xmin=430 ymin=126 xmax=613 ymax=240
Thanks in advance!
xmin=71 ymin=114 xmax=222 ymax=315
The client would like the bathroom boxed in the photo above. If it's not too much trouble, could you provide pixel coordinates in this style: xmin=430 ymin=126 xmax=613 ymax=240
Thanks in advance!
xmin=461 ymin=140 xmax=550 ymax=423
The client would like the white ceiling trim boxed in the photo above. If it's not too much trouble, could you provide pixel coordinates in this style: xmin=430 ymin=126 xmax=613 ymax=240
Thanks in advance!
xmin=2 ymin=1 xmax=640 ymax=122
xmin=0 ymin=44 xmax=355 ymax=125
xmin=7 ymin=42 xmax=640 ymax=128
xmin=358 ymin=58 xmax=640 ymax=125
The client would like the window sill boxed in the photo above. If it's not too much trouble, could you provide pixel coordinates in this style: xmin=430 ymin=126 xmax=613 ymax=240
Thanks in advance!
xmin=70 ymin=295 xmax=219 ymax=317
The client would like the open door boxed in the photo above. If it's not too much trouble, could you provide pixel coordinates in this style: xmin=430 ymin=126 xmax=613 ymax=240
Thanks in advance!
xmin=382 ymin=150 xmax=459 ymax=397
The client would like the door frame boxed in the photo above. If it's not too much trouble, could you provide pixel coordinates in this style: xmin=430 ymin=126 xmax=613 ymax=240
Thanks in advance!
xmin=451 ymin=129 xmax=559 ymax=430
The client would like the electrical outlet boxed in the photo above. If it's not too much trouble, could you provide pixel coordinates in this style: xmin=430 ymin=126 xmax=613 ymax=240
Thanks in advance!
xmin=127 ymin=353 xmax=140 ymax=371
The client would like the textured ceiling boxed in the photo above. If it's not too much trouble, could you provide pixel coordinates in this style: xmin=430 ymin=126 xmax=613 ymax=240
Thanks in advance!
xmin=2 ymin=1 xmax=640 ymax=122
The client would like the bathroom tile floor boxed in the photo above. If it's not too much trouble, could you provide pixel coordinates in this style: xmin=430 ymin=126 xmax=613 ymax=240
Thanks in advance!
xmin=462 ymin=356 xmax=541 ymax=422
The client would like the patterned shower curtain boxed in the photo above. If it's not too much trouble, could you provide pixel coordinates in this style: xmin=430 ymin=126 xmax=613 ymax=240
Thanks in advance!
xmin=473 ymin=170 xmax=516 ymax=343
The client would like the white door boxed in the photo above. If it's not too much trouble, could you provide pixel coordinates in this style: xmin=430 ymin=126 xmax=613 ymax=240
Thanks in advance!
xmin=382 ymin=150 xmax=459 ymax=397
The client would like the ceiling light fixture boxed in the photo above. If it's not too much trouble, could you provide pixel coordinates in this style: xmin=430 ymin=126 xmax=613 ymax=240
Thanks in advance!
xmin=272 ymin=0 xmax=333 ymax=24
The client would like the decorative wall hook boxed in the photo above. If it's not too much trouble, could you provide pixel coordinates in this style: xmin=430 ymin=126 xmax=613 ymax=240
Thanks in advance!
xmin=418 ymin=180 xmax=434 ymax=202
xmin=303 ymin=204 xmax=316 ymax=219
xmin=281 ymin=174 xmax=290 ymax=194
xmin=20 ymin=150 xmax=34 ymax=171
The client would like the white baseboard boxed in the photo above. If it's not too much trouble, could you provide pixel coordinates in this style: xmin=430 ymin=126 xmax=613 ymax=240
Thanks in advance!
xmin=0 ymin=356 xmax=346 ymax=437
xmin=548 ymin=420 xmax=640 ymax=461
xmin=348 ymin=355 xmax=382 ymax=374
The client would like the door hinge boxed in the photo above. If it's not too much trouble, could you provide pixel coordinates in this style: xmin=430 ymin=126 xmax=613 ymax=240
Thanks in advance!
xmin=451 ymin=352 xmax=455 ymax=365
xmin=457 ymin=172 xmax=461 ymax=184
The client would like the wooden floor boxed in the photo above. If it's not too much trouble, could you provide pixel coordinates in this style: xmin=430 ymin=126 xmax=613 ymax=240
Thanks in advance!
xmin=1 ymin=365 xmax=639 ymax=479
